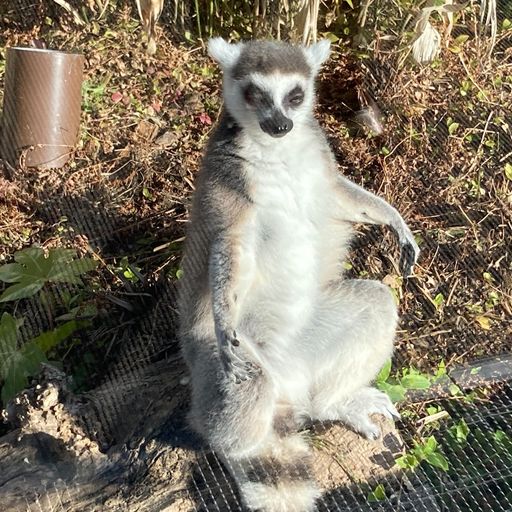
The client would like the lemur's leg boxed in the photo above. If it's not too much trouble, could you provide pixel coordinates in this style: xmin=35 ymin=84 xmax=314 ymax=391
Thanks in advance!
xmin=304 ymin=279 xmax=399 ymax=439
xmin=334 ymin=176 xmax=420 ymax=277
xmin=188 ymin=343 xmax=320 ymax=511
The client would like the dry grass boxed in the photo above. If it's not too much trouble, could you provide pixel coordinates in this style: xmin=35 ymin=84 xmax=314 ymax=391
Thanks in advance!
xmin=0 ymin=2 xmax=511 ymax=383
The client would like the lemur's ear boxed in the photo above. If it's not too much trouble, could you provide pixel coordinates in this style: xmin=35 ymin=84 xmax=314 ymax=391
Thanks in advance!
xmin=303 ymin=40 xmax=331 ymax=73
xmin=208 ymin=38 xmax=243 ymax=69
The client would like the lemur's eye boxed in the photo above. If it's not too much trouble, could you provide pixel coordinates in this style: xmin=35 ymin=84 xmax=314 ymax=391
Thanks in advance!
xmin=290 ymin=95 xmax=303 ymax=106
xmin=286 ymin=86 xmax=304 ymax=107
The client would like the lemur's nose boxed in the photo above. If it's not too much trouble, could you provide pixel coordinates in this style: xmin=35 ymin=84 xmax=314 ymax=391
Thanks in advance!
xmin=260 ymin=114 xmax=294 ymax=138
xmin=272 ymin=119 xmax=293 ymax=137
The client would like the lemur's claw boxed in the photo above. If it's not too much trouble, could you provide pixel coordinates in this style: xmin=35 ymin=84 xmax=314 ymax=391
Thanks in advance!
xmin=399 ymin=241 xmax=419 ymax=278
xmin=218 ymin=329 xmax=260 ymax=383
xmin=229 ymin=360 xmax=261 ymax=384
xmin=339 ymin=387 xmax=400 ymax=441
xmin=393 ymin=220 xmax=420 ymax=277
xmin=386 ymin=401 xmax=401 ymax=421
xmin=245 ymin=361 xmax=262 ymax=375
xmin=368 ymin=428 xmax=381 ymax=441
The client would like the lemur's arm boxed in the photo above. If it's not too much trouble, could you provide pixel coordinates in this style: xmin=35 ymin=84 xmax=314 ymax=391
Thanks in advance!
xmin=335 ymin=176 xmax=420 ymax=277
xmin=209 ymin=235 xmax=239 ymax=337
xmin=210 ymin=234 xmax=260 ymax=383
xmin=208 ymin=202 xmax=260 ymax=383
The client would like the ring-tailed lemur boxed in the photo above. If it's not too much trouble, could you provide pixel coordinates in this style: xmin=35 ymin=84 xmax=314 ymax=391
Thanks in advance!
xmin=178 ymin=38 xmax=420 ymax=512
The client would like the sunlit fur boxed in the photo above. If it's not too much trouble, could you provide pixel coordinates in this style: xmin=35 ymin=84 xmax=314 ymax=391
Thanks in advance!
xmin=178 ymin=38 xmax=419 ymax=512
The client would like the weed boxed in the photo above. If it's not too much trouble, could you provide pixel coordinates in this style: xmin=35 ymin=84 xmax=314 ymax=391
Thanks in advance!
xmin=0 ymin=312 xmax=89 ymax=402
xmin=504 ymin=162 xmax=512 ymax=180
xmin=82 ymin=77 xmax=110 ymax=113
xmin=375 ymin=360 xmax=435 ymax=403
xmin=0 ymin=247 xmax=97 ymax=302
xmin=447 ymin=117 xmax=460 ymax=136
xmin=367 ymin=483 xmax=387 ymax=502
xmin=0 ymin=246 xmax=98 ymax=402
xmin=449 ymin=418 xmax=470 ymax=445
xmin=431 ymin=292 xmax=444 ymax=311
xmin=114 ymin=256 xmax=141 ymax=283
xmin=396 ymin=435 xmax=449 ymax=472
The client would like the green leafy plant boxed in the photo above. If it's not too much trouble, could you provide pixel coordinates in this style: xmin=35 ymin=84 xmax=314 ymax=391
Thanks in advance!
xmin=494 ymin=430 xmax=512 ymax=451
xmin=400 ymin=367 xmax=431 ymax=390
xmin=431 ymin=292 xmax=444 ymax=311
xmin=115 ymin=256 xmax=141 ymax=282
xmin=447 ymin=118 xmax=460 ymax=136
xmin=396 ymin=435 xmax=449 ymax=472
xmin=449 ymin=419 xmax=470 ymax=445
xmin=375 ymin=360 xmax=432 ymax=402
xmin=504 ymin=162 xmax=512 ymax=180
xmin=82 ymin=77 xmax=110 ymax=113
xmin=441 ymin=423 xmax=512 ymax=495
xmin=375 ymin=360 xmax=406 ymax=402
xmin=0 ymin=313 xmax=43 ymax=403
xmin=0 ymin=246 xmax=98 ymax=402
xmin=0 ymin=247 xmax=97 ymax=302
xmin=0 ymin=313 xmax=88 ymax=402
xmin=367 ymin=483 xmax=387 ymax=502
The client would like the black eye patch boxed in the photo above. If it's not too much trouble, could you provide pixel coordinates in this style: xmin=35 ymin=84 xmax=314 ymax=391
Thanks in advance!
xmin=284 ymin=86 xmax=304 ymax=108
xmin=243 ymin=83 xmax=273 ymax=109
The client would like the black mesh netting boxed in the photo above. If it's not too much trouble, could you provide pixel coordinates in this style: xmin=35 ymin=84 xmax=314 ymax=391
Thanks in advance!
xmin=0 ymin=0 xmax=511 ymax=511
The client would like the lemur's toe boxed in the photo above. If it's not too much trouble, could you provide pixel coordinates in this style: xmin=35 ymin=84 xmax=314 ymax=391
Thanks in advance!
xmin=387 ymin=402 xmax=401 ymax=421
xmin=361 ymin=421 xmax=382 ymax=441
xmin=371 ymin=389 xmax=400 ymax=421
xmin=232 ymin=371 xmax=249 ymax=384
xmin=228 ymin=359 xmax=261 ymax=384
xmin=245 ymin=361 xmax=261 ymax=374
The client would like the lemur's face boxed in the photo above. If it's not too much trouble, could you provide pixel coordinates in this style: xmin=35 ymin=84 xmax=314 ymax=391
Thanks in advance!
xmin=208 ymin=39 xmax=331 ymax=141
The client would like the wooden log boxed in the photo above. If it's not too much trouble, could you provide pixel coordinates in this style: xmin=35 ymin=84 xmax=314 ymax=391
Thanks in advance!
xmin=0 ymin=350 xmax=407 ymax=511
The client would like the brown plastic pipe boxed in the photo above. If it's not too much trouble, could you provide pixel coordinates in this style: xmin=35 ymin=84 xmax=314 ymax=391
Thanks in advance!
xmin=1 ymin=47 xmax=84 ymax=169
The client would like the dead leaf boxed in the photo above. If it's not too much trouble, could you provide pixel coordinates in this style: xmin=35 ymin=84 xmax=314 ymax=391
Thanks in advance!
xmin=111 ymin=92 xmax=123 ymax=103
xmin=154 ymin=131 xmax=178 ymax=148
xmin=475 ymin=316 xmax=492 ymax=330
xmin=135 ymin=120 xmax=159 ymax=142
xmin=382 ymin=274 xmax=402 ymax=289
xmin=198 ymin=112 xmax=212 ymax=126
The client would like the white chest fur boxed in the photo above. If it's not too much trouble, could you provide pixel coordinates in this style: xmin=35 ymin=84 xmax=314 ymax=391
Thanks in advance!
xmin=238 ymin=130 xmax=336 ymax=341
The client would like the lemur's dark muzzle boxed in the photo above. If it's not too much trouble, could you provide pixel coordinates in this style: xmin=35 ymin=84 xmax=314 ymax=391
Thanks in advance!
xmin=260 ymin=111 xmax=293 ymax=138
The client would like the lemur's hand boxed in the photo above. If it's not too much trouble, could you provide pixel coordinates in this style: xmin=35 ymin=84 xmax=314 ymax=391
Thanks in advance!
xmin=393 ymin=221 xmax=420 ymax=278
xmin=216 ymin=328 xmax=261 ymax=383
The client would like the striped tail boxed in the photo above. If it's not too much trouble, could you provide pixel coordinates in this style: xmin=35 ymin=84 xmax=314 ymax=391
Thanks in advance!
xmin=222 ymin=430 xmax=320 ymax=512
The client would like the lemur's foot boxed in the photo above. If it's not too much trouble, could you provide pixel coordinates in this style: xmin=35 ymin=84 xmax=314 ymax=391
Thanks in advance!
xmin=218 ymin=329 xmax=261 ymax=384
xmin=339 ymin=387 xmax=400 ymax=440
